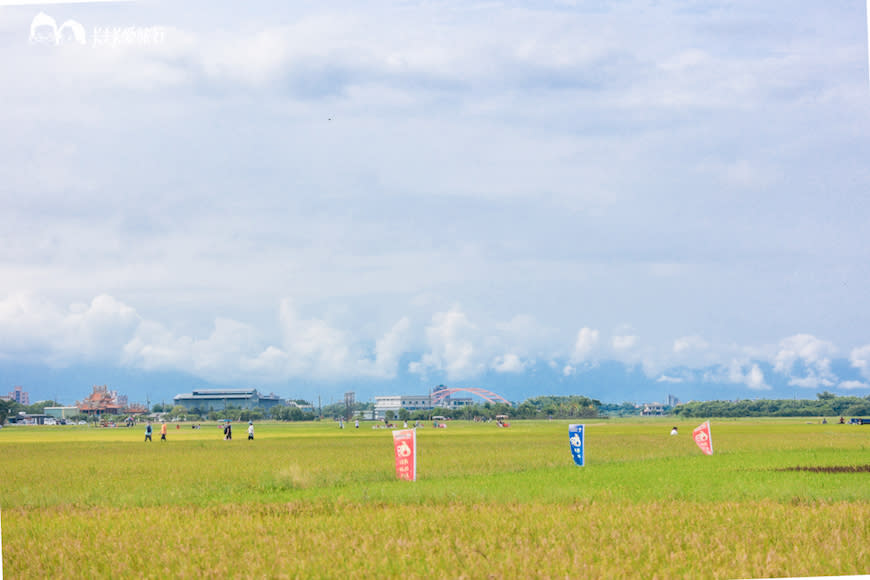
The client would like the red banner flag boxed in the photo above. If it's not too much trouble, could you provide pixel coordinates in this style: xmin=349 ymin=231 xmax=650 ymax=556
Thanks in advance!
xmin=692 ymin=421 xmax=714 ymax=455
xmin=392 ymin=429 xmax=417 ymax=481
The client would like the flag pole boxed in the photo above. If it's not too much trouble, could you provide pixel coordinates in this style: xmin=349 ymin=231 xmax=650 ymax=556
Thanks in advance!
xmin=706 ymin=420 xmax=713 ymax=455
xmin=1 ymin=504 xmax=4 ymax=580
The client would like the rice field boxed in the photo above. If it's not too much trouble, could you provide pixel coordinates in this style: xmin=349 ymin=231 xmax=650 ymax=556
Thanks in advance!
xmin=1 ymin=418 xmax=868 ymax=578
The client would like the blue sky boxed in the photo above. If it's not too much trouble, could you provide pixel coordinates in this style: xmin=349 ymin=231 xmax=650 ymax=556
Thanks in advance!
xmin=1 ymin=0 xmax=869 ymax=406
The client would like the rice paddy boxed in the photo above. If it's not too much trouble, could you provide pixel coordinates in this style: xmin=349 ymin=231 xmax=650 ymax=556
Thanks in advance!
xmin=1 ymin=418 xmax=868 ymax=578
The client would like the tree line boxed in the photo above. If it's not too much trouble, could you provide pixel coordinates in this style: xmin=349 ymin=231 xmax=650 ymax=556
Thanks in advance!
xmin=3 ymin=391 xmax=868 ymax=425
xmin=671 ymin=392 xmax=870 ymax=418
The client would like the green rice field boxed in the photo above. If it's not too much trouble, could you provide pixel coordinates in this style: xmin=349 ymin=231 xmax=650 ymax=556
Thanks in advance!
xmin=1 ymin=418 xmax=868 ymax=578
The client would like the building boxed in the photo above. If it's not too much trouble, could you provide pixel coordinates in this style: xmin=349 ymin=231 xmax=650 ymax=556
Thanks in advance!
xmin=76 ymin=385 xmax=147 ymax=415
xmin=44 ymin=406 xmax=80 ymax=420
xmin=75 ymin=385 xmax=147 ymax=415
xmin=6 ymin=386 xmax=30 ymax=406
xmin=372 ymin=394 xmax=479 ymax=419
xmin=78 ymin=385 xmax=124 ymax=415
xmin=173 ymin=388 xmax=283 ymax=412
xmin=374 ymin=395 xmax=431 ymax=419
xmin=12 ymin=413 xmax=50 ymax=425
xmin=287 ymin=401 xmax=315 ymax=413
xmin=640 ymin=402 xmax=665 ymax=416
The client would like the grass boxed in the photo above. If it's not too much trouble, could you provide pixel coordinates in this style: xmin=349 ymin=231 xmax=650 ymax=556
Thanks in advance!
xmin=1 ymin=418 xmax=868 ymax=578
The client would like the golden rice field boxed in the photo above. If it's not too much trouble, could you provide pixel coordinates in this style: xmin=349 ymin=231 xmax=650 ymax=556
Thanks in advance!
xmin=1 ymin=418 xmax=868 ymax=578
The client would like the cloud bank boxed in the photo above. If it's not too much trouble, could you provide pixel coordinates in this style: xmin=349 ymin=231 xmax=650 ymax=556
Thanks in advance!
xmin=2 ymin=293 xmax=868 ymax=398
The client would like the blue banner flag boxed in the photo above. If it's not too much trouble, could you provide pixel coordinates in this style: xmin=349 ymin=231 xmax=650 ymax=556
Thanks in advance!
xmin=569 ymin=424 xmax=585 ymax=466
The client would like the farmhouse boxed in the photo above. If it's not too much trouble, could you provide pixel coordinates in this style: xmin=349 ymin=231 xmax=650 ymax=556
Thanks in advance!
xmin=173 ymin=388 xmax=283 ymax=412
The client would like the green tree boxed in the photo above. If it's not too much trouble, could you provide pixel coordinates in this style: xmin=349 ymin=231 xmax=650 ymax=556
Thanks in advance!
xmin=385 ymin=410 xmax=395 ymax=421
xmin=0 ymin=398 xmax=14 ymax=425
xmin=844 ymin=401 xmax=870 ymax=416
xmin=167 ymin=405 xmax=187 ymax=420
xmin=515 ymin=402 xmax=537 ymax=419
xmin=24 ymin=400 xmax=62 ymax=414
xmin=288 ymin=408 xmax=306 ymax=421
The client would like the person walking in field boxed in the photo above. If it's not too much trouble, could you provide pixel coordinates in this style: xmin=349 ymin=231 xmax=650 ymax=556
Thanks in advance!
xmin=145 ymin=422 xmax=152 ymax=442
xmin=224 ymin=421 xmax=232 ymax=440
xmin=160 ymin=421 xmax=167 ymax=442
xmin=248 ymin=421 xmax=254 ymax=441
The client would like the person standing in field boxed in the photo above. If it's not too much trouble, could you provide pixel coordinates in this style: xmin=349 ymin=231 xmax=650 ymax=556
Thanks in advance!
xmin=670 ymin=426 xmax=678 ymax=436
xmin=248 ymin=421 xmax=254 ymax=441
xmin=225 ymin=421 xmax=232 ymax=440
xmin=160 ymin=421 xmax=167 ymax=442
xmin=145 ymin=422 xmax=153 ymax=442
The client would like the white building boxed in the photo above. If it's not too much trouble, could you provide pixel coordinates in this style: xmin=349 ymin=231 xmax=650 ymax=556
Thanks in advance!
xmin=373 ymin=394 xmax=477 ymax=419
xmin=640 ymin=402 xmax=665 ymax=416
xmin=374 ymin=395 xmax=431 ymax=419
xmin=286 ymin=401 xmax=315 ymax=413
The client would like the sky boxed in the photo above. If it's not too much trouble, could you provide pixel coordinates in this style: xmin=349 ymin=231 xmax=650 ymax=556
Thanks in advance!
xmin=1 ymin=0 xmax=869 ymax=407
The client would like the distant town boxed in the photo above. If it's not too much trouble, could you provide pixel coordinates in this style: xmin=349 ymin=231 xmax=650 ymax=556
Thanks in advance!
xmin=1 ymin=383 xmax=868 ymax=426
xmin=0 ymin=383 xmax=676 ymax=425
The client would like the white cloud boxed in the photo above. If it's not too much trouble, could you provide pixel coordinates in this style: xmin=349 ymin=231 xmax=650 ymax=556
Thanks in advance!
xmin=849 ymin=345 xmax=870 ymax=380
xmin=612 ymin=334 xmax=637 ymax=351
xmin=126 ymin=299 xmax=411 ymax=382
xmin=673 ymin=335 xmax=708 ymax=354
xmin=745 ymin=364 xmax=767 ymax=390
xmin=773 ymin=334 xmax=836 ymax=388
xmin=368 ymin=317 xmax=412 ymax=378
xmin=774 ymin=334 xmax=836 ymax=372
xmin=0 ymin=293 xmax=140 ymax=364
xmin=122 ymin=320 xmax=191 ymax=371
xmin=278 ymin=299 xmax=352 ymax=377
xmin=571 ymin=327 xmax=599 ymax=362
xmin=838 ymin=380 xmax=868 ymax=390
xmin=411 ymin=307 xmax=483 ymax=380
xmin=725 ymin=360 xmax=770 ymax=391
xmin=492 ymin=353 xmax=526 ymax=373
xmin=5 ymin=292 xmax=867 ymax=397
